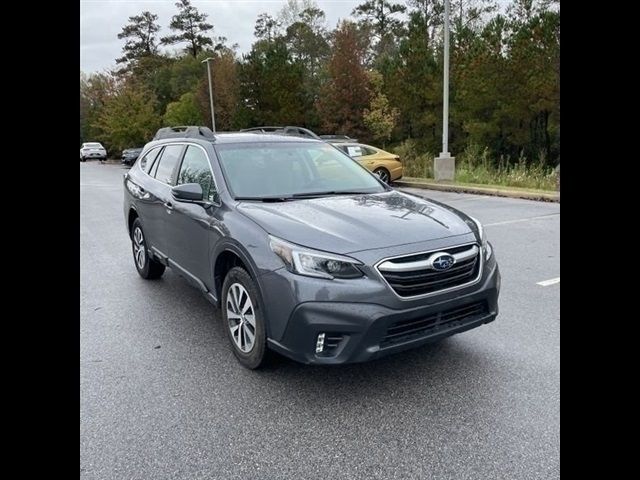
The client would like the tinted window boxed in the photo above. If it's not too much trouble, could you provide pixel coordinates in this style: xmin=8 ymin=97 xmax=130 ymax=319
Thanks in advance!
xmin=138 ymin=147 xmax=162 ymax=172
xmin=215 ymin=142 xmax=384 ymax=198
xmin=152 ymin=145 xmax=184 ymax=185
xmin=176 ymin=146 xmax=217 ymax=202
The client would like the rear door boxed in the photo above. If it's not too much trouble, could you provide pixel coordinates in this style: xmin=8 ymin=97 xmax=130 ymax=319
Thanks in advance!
xmin=140 ymin=144 xmax=185 ymax=257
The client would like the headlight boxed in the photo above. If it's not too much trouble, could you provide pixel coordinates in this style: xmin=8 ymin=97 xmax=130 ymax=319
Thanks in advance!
xmin=269 ymin=235 xmax=364 ymax=279
xmin=469 ymin=216 xmax=492 ymax=260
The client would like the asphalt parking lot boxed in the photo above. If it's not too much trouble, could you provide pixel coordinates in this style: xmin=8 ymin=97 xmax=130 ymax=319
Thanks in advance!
xmin=81 ymin=161 xmax=559 ymax=480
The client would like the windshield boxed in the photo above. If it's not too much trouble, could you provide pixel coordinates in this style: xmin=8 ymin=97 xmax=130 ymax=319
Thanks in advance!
xmin=84 ymin=143 xmax=103 ymax=148
xmin=215 ymin=142 xmax=385 ymax=199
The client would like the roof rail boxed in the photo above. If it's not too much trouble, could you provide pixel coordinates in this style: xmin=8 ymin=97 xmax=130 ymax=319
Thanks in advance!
xmin=153 ymin=126 xmax=216 ymax=141
xmin=319 ymin=134 xmax=358 ymax=143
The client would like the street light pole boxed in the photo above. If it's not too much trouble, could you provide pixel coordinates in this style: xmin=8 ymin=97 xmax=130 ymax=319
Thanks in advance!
xmin=201 ymin=57 xmax=216 ymax=132
xmin=434 ymin=0 xmax=455 ymax=182
xmin=442 ymin=0 xmax=450 ymax=156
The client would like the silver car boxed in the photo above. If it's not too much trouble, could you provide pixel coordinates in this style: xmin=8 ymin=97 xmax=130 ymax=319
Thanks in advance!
xmin=80 ymin=142 xmax=107 ymax=162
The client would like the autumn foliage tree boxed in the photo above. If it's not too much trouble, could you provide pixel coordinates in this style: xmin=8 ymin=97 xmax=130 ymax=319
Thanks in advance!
xmin=195 ymin=50 xmax=240 ymax=130
xmin=364 ymin=70 xmax=399 ymax=146
xmin=94 ymin=81 xmax=161 ymax=152
xmin=316 ymin=21 xmax=371 ymax=139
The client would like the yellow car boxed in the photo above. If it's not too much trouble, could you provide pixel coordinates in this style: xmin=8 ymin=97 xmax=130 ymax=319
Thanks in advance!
xmin=333 ymin=143 xmax=403 ymax=183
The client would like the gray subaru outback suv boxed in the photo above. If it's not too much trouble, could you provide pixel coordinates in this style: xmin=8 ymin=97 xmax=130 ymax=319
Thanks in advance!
xmin=123 ymin=126 xmax=500 ymax=369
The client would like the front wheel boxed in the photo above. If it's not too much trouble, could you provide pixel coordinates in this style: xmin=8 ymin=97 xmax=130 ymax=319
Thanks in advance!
xmin=131 ymin=218 xmax=165 ymax=279
xmin=222 ymin=267 xmax=267 ymax=369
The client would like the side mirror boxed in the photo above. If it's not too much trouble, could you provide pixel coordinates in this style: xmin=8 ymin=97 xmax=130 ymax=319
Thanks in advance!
xmin=172 ymin=183 xmax=203 ymax=202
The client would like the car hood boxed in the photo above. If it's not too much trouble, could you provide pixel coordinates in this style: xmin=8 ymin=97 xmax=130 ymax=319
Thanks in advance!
xmin=236 ymin=190 xmax=475 ymax=254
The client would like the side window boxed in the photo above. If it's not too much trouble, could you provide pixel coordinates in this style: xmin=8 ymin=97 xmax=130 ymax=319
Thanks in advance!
xmin=362 ymin=146 xmax=377 ymax=156
xmin=346 ymin=146 xmax=364 ymax=157
xmin=138 ymin=147 xmax=161 ymax=173
xmin=176 ymin=146 xmax=217 ymax=202
xmin=152 ymin=145 xmax=184 ymax=185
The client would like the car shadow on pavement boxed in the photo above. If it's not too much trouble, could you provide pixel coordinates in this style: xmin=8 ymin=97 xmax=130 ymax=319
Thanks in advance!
xmin=150 ymin=269 xmax=501 ymax=414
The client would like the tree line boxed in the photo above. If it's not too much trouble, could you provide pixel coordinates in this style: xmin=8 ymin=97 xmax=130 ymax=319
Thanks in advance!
xmin=80 ymin=0 xmax=559 ymax=168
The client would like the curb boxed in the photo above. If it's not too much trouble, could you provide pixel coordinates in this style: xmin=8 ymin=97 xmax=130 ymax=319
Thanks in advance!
xmin=395 ymin=179 xmax=559 ymax=203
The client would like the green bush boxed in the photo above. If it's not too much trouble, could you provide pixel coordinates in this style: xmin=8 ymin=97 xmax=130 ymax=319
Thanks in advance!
xmin=398 ymin=140 xmax=559 ymax=190
xmin=392 ymin=139 xmax=434 ymax=178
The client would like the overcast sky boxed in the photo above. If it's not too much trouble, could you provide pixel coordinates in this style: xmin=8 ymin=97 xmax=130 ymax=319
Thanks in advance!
xmin=80 ymin=0 xmax=364 ymax=74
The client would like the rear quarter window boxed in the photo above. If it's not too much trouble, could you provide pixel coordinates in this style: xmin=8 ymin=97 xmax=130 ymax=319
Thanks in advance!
xmin=138 ymin=147 xmax=162 ymax=173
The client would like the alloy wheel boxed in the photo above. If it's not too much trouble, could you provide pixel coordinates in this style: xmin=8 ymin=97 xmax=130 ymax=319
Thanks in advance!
xmin=226 ymin=283 xmax=256 ymax=353
xmin=133 ymin=227 xmax=146 ymax=269
xmin=375 ymin=169 xmax=390 ymax=183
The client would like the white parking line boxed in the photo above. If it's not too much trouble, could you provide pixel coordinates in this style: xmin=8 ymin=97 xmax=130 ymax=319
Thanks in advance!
xmin=485 ymin=213 xmax=559 ymax=227
xmin=537 ymin=277 xmax=560 ymax=287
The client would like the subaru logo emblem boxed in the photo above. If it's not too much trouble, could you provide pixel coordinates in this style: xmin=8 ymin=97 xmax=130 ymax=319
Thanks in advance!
xmin=432 ymin=254 xmax=455 ymax=271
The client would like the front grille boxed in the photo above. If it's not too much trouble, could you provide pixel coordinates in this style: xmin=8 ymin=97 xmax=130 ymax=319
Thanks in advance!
xmin=381 ymin=301 xmax=488 ymax=347
xmin=377 ymin=243 xmax=481 ymax=297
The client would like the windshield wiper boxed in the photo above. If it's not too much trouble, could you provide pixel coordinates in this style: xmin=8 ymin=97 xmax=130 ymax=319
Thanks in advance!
xmin=291 ymin=190 xmax=372 ymax=198
xmin=235 ymin=190 xmax=375 ymax=202
xmin=234 ymin=196 xmax=293 ymax=202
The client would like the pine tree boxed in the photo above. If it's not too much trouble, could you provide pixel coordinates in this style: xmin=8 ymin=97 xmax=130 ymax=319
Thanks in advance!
xmin=161 ymin=0 xmax=214 ymax=57
xmin=116 ymin=11 xmax=160 ymax=65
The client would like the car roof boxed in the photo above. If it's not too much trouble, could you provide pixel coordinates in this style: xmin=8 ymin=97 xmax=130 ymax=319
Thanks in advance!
xmin=149 ymin=132 xmax=323 ymax=146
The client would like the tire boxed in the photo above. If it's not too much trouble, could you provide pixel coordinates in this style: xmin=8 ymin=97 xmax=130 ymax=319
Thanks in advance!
xmin=373 ymin=167 xmax=390 ymax=184
xmin=222 ymin=267 xmax=268 ymax=369
xmin=131 ymin=218 xmax=165 ymax=279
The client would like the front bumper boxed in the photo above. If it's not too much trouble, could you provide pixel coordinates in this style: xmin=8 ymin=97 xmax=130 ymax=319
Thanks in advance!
xmin=264 ymin=258 xmax=500 ymax=365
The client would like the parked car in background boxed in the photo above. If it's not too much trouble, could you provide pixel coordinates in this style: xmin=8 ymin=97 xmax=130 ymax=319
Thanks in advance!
xmin=122 ymin=147 xmax=143 ymax=166
xmin=80 ymin=142 xmax=107 ymax=162
xmin=332 ymin=142 xmax=403 ymax=183
xmin=123 ymin=126 xmax=500 ymax=369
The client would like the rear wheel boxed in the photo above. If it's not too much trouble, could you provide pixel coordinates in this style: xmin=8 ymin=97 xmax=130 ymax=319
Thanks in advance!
xmin=222 ymin=267 xmax=267 ymax=369
xmin=373 ymin=167 xmax=390 ymax=183
xmin=131 ymin=218 xmax=165 ymax=279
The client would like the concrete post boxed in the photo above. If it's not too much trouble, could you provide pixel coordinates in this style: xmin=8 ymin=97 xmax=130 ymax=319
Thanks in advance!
xmin=435 ymin=0 xmax=454 ymax=182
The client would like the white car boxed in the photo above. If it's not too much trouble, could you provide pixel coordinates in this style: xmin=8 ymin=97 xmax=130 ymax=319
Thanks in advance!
xmin=80 ymin=142 xmax=107 ymax=162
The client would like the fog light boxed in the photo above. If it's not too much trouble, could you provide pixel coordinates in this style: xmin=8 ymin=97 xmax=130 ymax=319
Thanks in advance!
xmin=315 ymin=333 xmax=325 ymax=353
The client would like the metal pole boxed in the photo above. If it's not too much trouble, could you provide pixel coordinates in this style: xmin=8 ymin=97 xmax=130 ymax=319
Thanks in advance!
xmin=441 ymin=0 xmax=450 ymax=155
xmin=203 ymin=58 xmax=216 ymax=132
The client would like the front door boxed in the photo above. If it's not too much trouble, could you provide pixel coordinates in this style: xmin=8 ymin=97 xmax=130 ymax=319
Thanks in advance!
xmin=165 ymin=144 xmax=222 ymax=293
